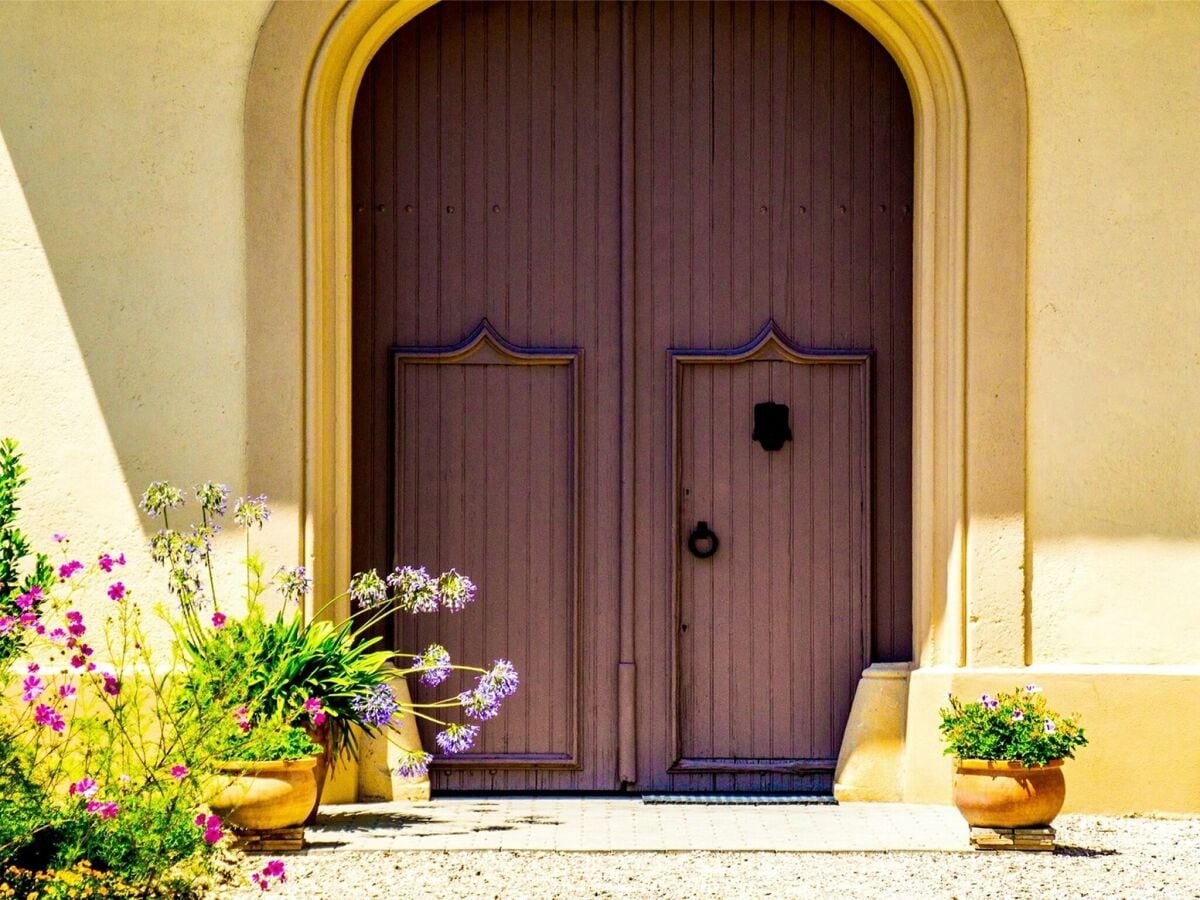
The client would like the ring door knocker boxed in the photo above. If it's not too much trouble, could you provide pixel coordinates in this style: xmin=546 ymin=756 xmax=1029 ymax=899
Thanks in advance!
xmin=687 ymin=521 xmax=719 ymax=559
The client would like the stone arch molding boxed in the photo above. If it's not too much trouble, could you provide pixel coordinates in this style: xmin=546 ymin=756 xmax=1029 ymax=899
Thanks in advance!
xmin=245 ymin=0 xmax=1027 ymax=798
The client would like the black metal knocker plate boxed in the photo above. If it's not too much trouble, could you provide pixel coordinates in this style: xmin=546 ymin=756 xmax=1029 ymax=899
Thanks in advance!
xmin=687 ymin=521 xmax=719 ymax=559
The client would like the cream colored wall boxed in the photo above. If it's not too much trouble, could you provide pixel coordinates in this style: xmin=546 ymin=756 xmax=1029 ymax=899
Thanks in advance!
xmin=0 ymin=1 xmax=286 ymax=638
xmin=1001 ymin=0 xmax=1200 ymax=665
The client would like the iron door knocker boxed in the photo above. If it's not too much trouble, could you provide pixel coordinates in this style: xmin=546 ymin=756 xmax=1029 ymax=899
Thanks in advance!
xmin=687 ymin=521 xmax=719 ymax=559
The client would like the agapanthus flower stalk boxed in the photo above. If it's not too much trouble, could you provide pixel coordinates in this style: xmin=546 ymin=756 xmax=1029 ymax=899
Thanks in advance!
xmin=275 ymin=565 xmax=312 ymax=606
xmin=392 ymin=749 xmax=433 ymax=778
xmin=388 ymin=565 xmax=439 ymax=612
xmin=412 ymin=643 xmax=452 ymax=686
xmin=140 ymin=481 xmax=185 ymax=518
xmin=349 ymin=569 xmax=389 ymax=609
xmin=195 ymin=482 xmax=231 ymax=516
xmin=435 ymin=723 xmax=480 ymax=755
xmin=232 ymin=494 xmax=271 ymax=529
xmin=350 ymin=684 xmax=401 ymax=727
xmin=437 ymin=569 xmax=477 ymax=612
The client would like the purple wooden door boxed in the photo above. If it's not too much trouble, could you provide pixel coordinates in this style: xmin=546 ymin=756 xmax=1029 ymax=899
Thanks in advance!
xmin=674 ymin=333 xmax=870 ymax=788
xmin=351 ymin=0 xmax=913 ymax=793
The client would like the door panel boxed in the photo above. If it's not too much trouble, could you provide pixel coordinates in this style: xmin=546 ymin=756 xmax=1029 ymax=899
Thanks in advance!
xmin=629 ymin=0 xmax=911 ymax=791
xmin=395 ymin=337 xmax=580 ymax=769
xmin=676 ymin=353 xmax=869 ymax=782
xmin=352 ymin=1 xmax=623 ymax=790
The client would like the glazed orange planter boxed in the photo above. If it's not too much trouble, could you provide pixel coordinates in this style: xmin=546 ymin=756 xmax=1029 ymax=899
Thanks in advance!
xmin=208 ymin=757 xmax=319 ymax=831
xmin=952 ymin=758 xmax=1066 ymax=828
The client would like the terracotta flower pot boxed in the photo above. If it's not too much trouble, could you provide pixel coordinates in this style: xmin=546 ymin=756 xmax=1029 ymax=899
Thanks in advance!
xmin=208 ymin=757 xmax=319 ymax=831
xmin=952 ymin=758 xmax=1066 ymax=828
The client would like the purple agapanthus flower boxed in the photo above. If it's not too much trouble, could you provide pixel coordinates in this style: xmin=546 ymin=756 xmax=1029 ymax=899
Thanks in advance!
xmin=232 ymin=494 xmax=270 ymax=529
xmin=412 ymin=643 xmax=452 ymax=686
xmin=435 ymin=723 xmax=480 ymax=755
xmin=349 ymin=569 xmax=389 ymax=609
xmin=275 ymin=565 xmax=312 ymax=606
xmin=477 ymin=659 xmax=519 ymax=699
xmin=350 ymin=684 xmax=401 ymax=727
xmin=458 ymin=687 xmax=502 ymax=721
xmin=436 ymin=569 xmax=477 ymax=612
xmin=392 ymin=749 xmax=432 ymax=778
xmin=388 ymin=566 xmax=439 ymax=613
xmin=195 ymin=482 xmax=231 ymax=516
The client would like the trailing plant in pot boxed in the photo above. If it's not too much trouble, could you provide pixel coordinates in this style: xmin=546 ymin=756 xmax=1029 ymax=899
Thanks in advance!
xmin=939 ymin=686 xmax=1088 ymax=828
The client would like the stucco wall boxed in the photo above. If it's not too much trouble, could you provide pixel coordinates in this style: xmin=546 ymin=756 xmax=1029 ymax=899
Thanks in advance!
xmin=2 ymin=0 xmax=1200 ymax=810
xmin=1001 ymin=0 xmax=1200 ymax=665
xmin=0 ymin=1 xmax=277 ymax=634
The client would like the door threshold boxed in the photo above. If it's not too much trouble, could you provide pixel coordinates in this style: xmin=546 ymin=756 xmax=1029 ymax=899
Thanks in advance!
xmin=640 ymin=794 xmax=837 ymax=806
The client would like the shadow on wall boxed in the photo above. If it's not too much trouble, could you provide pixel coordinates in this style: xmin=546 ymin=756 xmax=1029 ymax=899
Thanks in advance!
xmin=0 ymin=2 xmax=297 ymax=548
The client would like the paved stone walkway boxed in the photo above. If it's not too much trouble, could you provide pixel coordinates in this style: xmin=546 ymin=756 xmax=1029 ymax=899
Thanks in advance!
xmin=307 ymin=797 xmax=971 ymax=853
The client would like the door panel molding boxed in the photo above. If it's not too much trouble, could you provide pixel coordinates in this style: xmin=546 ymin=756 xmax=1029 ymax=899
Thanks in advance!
xmin=670 ymin=321 xmax=872 ymax=775
xmin=393 ymin=319 xmax=584 ymax=771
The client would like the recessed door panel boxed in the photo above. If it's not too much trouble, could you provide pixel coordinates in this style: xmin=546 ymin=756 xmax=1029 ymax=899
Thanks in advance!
xmin=675 ymin=347 xmax=870 ymax=781
xmin=395 ymin=333 xmax=580 ymax=769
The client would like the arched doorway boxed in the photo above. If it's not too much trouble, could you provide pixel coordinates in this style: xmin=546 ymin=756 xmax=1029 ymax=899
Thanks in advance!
xmin=349 ymin=0 xmax=913 ymax=793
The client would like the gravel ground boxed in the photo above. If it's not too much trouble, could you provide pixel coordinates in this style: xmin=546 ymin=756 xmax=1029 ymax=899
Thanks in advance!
xmin=212 ymin=815 xmax=1200 ymax=899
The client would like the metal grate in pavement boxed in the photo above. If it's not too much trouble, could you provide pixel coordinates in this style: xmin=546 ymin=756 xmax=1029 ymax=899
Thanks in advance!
xmin=641 ymin=794 xmax=837 ymax=806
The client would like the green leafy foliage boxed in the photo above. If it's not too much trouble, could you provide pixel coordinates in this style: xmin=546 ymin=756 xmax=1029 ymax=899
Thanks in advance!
xmin=210 ymin=715 xmax=320 ymax=763
xmin=0 ymin=438 xmax=53 ymax=663
xmin=938 ymin=686 xmax=1088 ymax=766
xmin=176 ymin=598 xmax=394 ymax=762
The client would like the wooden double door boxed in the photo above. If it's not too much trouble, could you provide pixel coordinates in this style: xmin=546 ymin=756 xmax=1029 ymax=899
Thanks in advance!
xmin=351 ymin=0 xmax=913 ymax=793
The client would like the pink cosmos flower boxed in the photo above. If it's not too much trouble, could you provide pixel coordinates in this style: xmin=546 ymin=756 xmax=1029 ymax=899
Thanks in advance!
xmin=53 ymin=533 xmax=67 ymax=542
xmin=34 ymin=704 xmax=65 ymax=732
xmin=196 ymin=813 xmax=224 ymax=844
xmin=66 ymin=611 xmax=86 ymax=637
xmin=98 ymin=552 xmax=126 ymax=572
xmin=86 ymin=800 xmax=119 ymax=819
xmin=14 ymin=591 xmax=34 ymax=611
xmin=58 ymin=560 xmax=84 ymax=580
xmin=48 ymin=628 xmax=68 ymax=644
xmin=0 ymin=616 xmax=14 ymax=634
xmin=26 ymin=663 xmax=39 ymax=674
xmin=212 ymin=612 xmax=227 ymax=629
xmin=107 ymin=582 xmax=126 ymax=601
xmin=19 ymin=612 xmax=38 ymax=628
xmin=21 ymin=676 xmax=44 ymax=702
xmin=304 ymin=697 xmax=327 ymax=727
xmin=235 ymin=706 xmax=251 ymax=733
xmin=69 ymin=777 xmax=98 ymax=798
xmin=170 ymin=765 xmax=188 ymax=779
xmin=252 ymin=858 xmax=287 ymax=891
xmin=102 ymin=674 xmax=120 ymax=696
xmin=59 ymin=683 xmax=77 ymax=699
